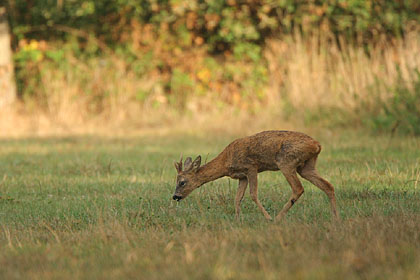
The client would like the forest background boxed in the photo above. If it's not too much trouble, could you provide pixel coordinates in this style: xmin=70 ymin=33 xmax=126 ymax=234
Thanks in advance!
xmin=1 ymin=0 xmax=420 ymax=135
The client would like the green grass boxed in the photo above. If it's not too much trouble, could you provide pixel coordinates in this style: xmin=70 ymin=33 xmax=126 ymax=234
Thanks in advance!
xmin=1 ymin=132 xmax=420 ymax=279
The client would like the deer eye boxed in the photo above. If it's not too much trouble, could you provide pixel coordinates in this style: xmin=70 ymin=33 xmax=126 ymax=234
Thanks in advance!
xmin=179 ymin=181 xmax=186 ymax=187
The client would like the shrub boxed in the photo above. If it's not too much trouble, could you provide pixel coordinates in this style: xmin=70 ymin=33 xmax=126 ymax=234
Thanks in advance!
xmin=8 ymin=0 xmax=420 ymax=54
xmin=365 ymin=68 xmax=420 ymax=135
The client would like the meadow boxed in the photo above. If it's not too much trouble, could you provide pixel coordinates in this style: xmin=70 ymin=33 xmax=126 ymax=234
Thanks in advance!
xmin=0 ymin=130 xmax=419 ymax=279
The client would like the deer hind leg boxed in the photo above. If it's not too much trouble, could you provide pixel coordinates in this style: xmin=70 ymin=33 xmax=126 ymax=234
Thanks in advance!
xmin=275 ymin=167 xmax=305 ymax=222
xmin=297 ymin=156 xmax=339 ymax=220
xmin=248 ymin=171 xmax=272 ymax=220
xmin=235 ymin=178 xmax=248 ymax=220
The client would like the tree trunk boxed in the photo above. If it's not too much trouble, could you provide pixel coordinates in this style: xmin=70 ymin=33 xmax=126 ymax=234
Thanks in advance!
xmin=0 ymin=7 xmax=16 ymax=108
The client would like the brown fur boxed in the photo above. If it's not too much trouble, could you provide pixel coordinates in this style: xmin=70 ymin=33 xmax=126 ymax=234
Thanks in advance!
xmin=173 ymin=130 xmax=339 ymax=221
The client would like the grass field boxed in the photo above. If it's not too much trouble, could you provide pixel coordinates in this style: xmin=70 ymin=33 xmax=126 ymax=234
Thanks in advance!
xmin=1 ymin=131 xmax=420 ymax=279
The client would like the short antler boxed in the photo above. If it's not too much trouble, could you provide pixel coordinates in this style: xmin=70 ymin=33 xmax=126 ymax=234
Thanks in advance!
xmin=174 ymin=154 xmax=183 ymax=173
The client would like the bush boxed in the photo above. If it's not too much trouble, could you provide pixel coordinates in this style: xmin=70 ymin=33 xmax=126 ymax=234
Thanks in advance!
xmin=8 ymin=0 xmax=420 ymax=54
xmin=365 ymin=68 xmax=420 ymax=135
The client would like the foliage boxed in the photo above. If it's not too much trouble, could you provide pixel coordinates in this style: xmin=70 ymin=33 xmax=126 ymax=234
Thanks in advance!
xmin=5 ymin=1 xmax=420 ymax=135
xmin=8 ymin=0 xmax=420 ymax=54
xmin=364 ymin=68 xmax=420 ymax=135
xmin=168 ymin=68 xmax=194 ymax=108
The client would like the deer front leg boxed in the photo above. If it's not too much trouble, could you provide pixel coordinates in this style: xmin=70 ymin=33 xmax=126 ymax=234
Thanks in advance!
xmin=248 ymin=171 xmax=272 ymax=220
xmin=235 ymin=178 xmax=248 ymax=220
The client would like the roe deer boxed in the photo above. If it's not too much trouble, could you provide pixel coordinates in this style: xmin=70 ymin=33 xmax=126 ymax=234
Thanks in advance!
xmin=173 ymin=130 xmax=339 ymax=221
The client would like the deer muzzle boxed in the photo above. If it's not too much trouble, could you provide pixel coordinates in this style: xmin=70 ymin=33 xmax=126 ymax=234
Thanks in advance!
xmin=172 ymin=195 xmax=182 ymax=201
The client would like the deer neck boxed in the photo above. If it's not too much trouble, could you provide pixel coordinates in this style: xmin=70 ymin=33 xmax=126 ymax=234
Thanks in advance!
xmin=196 ymin=155 xmax=227 ymax=186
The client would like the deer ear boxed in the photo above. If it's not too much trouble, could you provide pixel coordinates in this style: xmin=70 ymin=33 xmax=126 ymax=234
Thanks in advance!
xmin=192 ymin=155 xmax=201 ymax=171
xmin=184 ymin=157 xmax=193 ymax=172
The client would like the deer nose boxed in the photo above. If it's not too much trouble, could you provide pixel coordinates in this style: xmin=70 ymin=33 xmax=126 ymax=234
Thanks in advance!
xmin=173 ymin=195 xmax=182 ymax=201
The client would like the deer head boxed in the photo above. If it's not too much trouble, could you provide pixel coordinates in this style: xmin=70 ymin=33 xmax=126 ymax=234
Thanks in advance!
xmin=173 ymin=155 xmax=201 ymax=201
